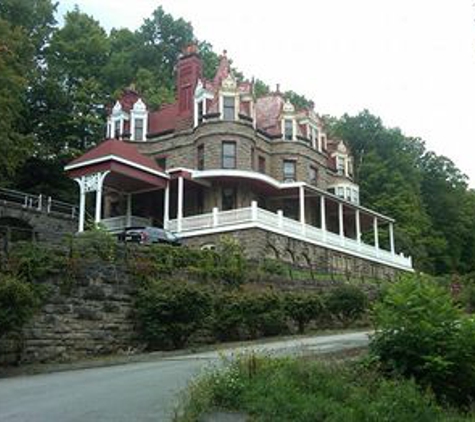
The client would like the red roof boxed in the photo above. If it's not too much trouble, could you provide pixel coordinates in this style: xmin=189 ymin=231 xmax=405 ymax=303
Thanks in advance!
xmin=67 ymin=139 xmax=164 ymax=172
xmin=148 ymin=103 xmax=178 ymax=135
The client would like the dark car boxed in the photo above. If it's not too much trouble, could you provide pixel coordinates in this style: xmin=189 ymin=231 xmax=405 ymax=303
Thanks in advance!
xmin=118 ymin=227 xmax=181 ymax=246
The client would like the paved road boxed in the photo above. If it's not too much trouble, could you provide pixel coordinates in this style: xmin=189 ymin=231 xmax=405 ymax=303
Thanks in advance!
xmin=0 ymin=331 xmax=370 ymax=422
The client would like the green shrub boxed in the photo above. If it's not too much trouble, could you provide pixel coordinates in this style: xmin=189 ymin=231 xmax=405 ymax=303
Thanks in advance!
xmin=259 ymin=259 xmax=287 ymax=277
xmin=135 ymin=280 xmax=212 ymax=350
xmin=0 ymin=275 xmax=40 ymax=337
xmin=214 ymin=237 xmax=247 ymax=286
xmin=6 ymin=242 xmax=65 ymax=282
xmin=283 ymin=292 xmax=324 ymax=334
xmin=370 ymin=275 xmax=475 ymax=407
xmin=177 ymin=356 xmax=456 ymax=422
xmin=72 ymin=228 xmax=117 ymax=262
xmin=325 ymin=284 xmax=368 ymax=326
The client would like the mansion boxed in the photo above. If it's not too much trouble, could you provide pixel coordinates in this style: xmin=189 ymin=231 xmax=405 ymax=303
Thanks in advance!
xmin=65 ymin=45 xmax=413 ymax=276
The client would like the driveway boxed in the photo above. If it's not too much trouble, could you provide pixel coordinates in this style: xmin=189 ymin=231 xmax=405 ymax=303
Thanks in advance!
xmin=0 ymin=331 xmax=370 ymax=422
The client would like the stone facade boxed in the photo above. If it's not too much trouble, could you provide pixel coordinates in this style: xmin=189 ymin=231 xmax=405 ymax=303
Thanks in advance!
xmin=0 ymin=264 xmax=137 ymax=365
xmin=183 ymin=228 xmax=398 ymax=281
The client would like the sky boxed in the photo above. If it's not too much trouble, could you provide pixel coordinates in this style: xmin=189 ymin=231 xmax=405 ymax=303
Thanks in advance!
xmin=57 ymin=0 xmax=475 ymax=187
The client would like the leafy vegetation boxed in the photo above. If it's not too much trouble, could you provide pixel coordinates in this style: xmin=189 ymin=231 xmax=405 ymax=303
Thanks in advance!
xmin=370 ymin=275 xmax=475 ymax=407
xmin=176 ymin=355 xmax=471 ymax=422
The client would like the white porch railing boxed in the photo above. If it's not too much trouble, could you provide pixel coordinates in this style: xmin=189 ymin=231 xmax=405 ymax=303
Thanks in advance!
xmin=101 ymin=215 xmax=152 ymax=233
xmin=168 ymin=204 xmax=413 ymax=271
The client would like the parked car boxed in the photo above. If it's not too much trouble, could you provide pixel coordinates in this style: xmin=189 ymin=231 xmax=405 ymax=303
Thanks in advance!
xmin=118 ymin=227 xmax=182 ymax=246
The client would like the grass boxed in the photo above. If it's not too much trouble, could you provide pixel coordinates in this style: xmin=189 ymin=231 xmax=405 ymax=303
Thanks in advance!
xmin=175 ymin=354 xmax=475 ymax=422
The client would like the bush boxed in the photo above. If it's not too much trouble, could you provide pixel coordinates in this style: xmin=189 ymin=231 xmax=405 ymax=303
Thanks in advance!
xmin=214 ymin=237 xmax=247 ymax=286
xmin=0 ymin=275 xmax=40 ymax=338
xmin=325 ymin=284 xmax=368 ymax=326
xmin=177 ymin=356 xmax=456 ymax=422
xmin=5 ymin=242 xmax=65 ymax=282
xmin=370 ymin=275 xmax=475 ymax=407
xmin=283 ymin=292 xmax=324 ymax=334
xmin=135 ymin=280 xmax=212 ymax=350
xmin=72 ymin=228 xmax=117 ymax=262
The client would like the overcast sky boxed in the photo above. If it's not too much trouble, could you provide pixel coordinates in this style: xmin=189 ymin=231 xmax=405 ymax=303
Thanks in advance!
xmin=57 ymin=0 xmax=475 ymax=187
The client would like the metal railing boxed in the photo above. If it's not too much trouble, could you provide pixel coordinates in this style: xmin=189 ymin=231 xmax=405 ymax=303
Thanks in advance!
xmin=168 ymin=203 xmax=413 ymax=271
xmin=101 ymin=216 xmax=152 ymax=233
xmin=0 ymin=188 xmax=78 ymax=218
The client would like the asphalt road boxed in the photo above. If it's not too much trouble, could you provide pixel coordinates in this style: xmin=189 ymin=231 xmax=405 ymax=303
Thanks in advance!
xmin=0 ymin=331 xmax=370 ymax=422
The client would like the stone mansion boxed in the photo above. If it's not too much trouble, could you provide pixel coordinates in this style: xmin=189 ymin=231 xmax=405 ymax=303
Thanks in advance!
xmin=65 ymin=45 xmax=413 ymax=277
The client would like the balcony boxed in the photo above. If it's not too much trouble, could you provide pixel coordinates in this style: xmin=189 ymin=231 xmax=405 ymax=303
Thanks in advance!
xmin=167 ymin=203 xmax=413 ymax=272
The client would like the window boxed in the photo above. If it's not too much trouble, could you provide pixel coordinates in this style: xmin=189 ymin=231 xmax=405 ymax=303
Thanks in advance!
xmin=336 ymin=156 xmax=345 ymax=176
xmin=114 ymin=120 xmax=121 ymax=138
xmin=348 ymin=159 xmax=354 ymax=177
xmin=222 ymin=141 xmax=236 ymax=169
xmin=309 ymin=166 xmax=318 ymax=185
xmin=352 ymin=189 xmax=359 ymax=204
xmin=284 ymin=119 xmax=294 ymax=140
xmin=134 ymin=118 xmax=144 ymax=141
xmin=283 ymin=160 xmax=296 ymax=182
xmin=346 ymin=187 xmax=352 ymax=201
xmin=197 ymin=144 xmax=205 ymax=170
xmin=156 ymin=156 xmax=167 ymax=170
xmin=222 ymin=187 xmax=236 ymax=210
xmin=258 ymin=156 xmax=266 ymax=174
xmin=250 ymin=147 xmax=255 ymax=170
xmin=197 ymin=101 xmax=204 ymax=124
xmin=337 ymin=186 xmax=344 ymax=198
xmin=223 ymin=96 xmax=235 ymax=121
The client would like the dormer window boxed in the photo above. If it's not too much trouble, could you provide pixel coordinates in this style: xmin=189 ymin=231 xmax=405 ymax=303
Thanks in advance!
xmin=284 ymin=119 xmax=294 ymax=140
xmin=223 ymin=96 xmax=235 ymax=121
xmin=336 ymin=156 xmax=345 ymax=176
xmin=114 ymin=120 xmax=121 ymax=139
xmin=197 ymin=100 xmax=204 ymax=124
xmin=134 ymin=118 xmax=144 ymax=141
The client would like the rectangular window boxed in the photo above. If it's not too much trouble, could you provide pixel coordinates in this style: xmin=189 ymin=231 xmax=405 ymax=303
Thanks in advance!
xmin=222 ymin=187 xmax=236 ymax=211
xmin=352 ymin=189 xmax=359 ymax=204
xmin=197 ymin=144 xmax=205 ymax=170
xmin=114 ymin=120 xmax=120 ymax=138
xmin=251 ymin=147 xmax=255 ymax=170
xmin=283 ymin=160 xmax=296 ymax=182
xmin=346 ymin=187 xmax=352 ymax=201
xmin=258 ymin=156 xmax=266 ymax=174
xmin=197 ymin=101 xmax=204 ymax=124
xmin=337 ymin=156 xmax=345 ymax=176
xmin=309 ymin=166 xmax=318 ymax=185
xmin=134 ymin=118 xmax=144 ymax=141
xmin=337 ymin=186 xmax=344 ymax=198
xmin=223 ymin=96 xmax=235 ymax=121
xmin=284 ymin=119 xmax=294 ymax=140
xmin=222 ymin=141 xmax=236 ymax=169
xmin=348 ymin=159 xmax=353 ymax=177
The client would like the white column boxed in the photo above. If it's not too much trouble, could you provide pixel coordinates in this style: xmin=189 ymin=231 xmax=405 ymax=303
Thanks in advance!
xmin=126 ymin=194 xmax=132 ymax=227
xmin=299 ymin=186 xmax=305 ymax=232
xmin=355 ymin=209 xmax=361 ymax=244
xmin=163 ymin=183 xmax=170 ymax=230
xmin=177 ymin=176 xmax=184 ymax=232
xmin=389 ymin=222 xmax=395 ymax=255
xmin=320 ymin=195 xmax=327 ymax=240
xmin=338 ymin=202 xmax=344 ymax=239
xmin=212 ymin=207 xmax=219 ymax=227
xmin=374 ymin=217 xmax=379 ymax=250
xmin=77 ymin=178 xmax=86 ymax=233
xmin=94 ymin=172 xmax=108 ymax=224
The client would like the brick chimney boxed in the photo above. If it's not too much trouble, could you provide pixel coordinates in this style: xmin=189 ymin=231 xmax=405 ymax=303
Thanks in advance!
xmin=177 ymin=44 xmax=202 ymax=118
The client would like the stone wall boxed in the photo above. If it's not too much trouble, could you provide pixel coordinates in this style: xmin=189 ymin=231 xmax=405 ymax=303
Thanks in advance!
xmin=0 ymin=263 xmax=138 ymax=366
xmin=183 ymin=228 xmax=398 ymax=281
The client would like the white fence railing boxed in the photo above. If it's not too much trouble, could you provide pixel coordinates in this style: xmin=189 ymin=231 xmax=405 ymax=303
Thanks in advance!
xmin=168 ymin=203 xmax=413 ymax=270
xmin=101 ymin=216 xmax=152 ymax=233
xmin=0 ymin=187 xmax=78 ymax=218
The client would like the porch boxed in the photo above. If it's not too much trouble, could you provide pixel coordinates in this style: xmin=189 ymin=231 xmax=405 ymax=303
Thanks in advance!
xmin=166 ymin=202 xmax=412 ymax=271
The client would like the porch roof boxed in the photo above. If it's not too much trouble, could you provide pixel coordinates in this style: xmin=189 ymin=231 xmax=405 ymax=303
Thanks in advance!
xmin=190 ymin=168 xmax=394 ymax=224
xmin=64 ymin=139 xmax=169 ymax=192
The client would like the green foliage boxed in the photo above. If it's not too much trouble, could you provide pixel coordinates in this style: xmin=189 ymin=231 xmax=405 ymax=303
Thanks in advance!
xmin=71 ymin=228 xmax=117 ymax=262
xmin=135 ymin=280 xmax=212 ymax=350
xmin=284 ymin=292 xmax=324 ymax=334
xmin=370 ymin=275 xmax=475 ymax=407
xmin=0 ymin=275 xmax=40 ymax=338
xmin=5 ymin=242 xmax=64 ymax=282
xmin=214 ymin=236 xmax=247 ymax=286
xmin=325 ymin=285 xmax=368 ymax=327
xmin=177 ymin=356 xmax=463 ymax=422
